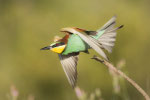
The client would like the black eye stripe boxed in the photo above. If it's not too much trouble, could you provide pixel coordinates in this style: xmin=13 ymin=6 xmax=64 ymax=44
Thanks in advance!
xmin=52 ymin=42 xmax=65 ymax=48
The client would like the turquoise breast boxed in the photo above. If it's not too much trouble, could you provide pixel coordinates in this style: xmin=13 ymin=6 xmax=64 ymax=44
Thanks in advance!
xmin=62 ymin=34 xmax=90 ymax=55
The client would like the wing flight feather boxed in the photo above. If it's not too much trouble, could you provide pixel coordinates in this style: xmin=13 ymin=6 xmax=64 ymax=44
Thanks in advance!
xmin=58 ymin=53 xmax=79 ymax=88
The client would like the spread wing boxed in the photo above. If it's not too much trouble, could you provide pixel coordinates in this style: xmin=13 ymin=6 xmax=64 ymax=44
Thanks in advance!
xmin=58 ymin=52 xmax=79 ymax=88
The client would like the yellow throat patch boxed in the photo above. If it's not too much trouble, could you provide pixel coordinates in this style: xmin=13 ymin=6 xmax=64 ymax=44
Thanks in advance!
xmin=51 ymin=45 xmax=66 ymax=54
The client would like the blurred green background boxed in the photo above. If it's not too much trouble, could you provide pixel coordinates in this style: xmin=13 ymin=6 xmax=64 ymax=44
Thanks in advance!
xmin=0 ymin=0 xmax=150 ymax=100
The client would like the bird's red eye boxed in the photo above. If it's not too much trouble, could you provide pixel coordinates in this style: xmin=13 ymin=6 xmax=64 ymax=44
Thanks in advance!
xmin=56 ymin=44 xmax=59 ymax=46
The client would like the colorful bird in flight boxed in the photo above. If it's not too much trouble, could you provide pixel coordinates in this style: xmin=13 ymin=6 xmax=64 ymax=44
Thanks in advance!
xmin=41 ymin=16 xmax=123 ymax=88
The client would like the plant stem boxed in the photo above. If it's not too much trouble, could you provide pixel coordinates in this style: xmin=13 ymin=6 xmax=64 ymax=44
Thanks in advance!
xmin=91 ymin=55 xmax=150 ymax=100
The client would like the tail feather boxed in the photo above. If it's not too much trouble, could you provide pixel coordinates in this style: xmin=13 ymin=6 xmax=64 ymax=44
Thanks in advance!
xmin=96 ymin=16 xmax=123 ymax=53
xmin=97 ymin=16 xmax=117 ymax=32
xmin=107 ymin=25 xmax=124 ymax=33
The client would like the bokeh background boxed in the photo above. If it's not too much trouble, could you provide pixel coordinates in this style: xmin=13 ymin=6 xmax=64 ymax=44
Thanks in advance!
xmin=0 ymin=0 xmax=150 ymax=100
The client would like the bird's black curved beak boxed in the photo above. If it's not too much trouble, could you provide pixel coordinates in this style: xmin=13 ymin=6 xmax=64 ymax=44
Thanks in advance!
xmin=40 ymin=46 xmax=52 ymax=50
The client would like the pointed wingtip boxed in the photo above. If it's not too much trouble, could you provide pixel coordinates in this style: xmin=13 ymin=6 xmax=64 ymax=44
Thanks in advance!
xmin=104 ymin=56 xmax=109 ymax=61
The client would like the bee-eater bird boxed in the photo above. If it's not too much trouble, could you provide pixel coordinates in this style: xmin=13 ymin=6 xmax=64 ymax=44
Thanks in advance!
xmin=41 ymin=16 xmax=123 ymax=88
